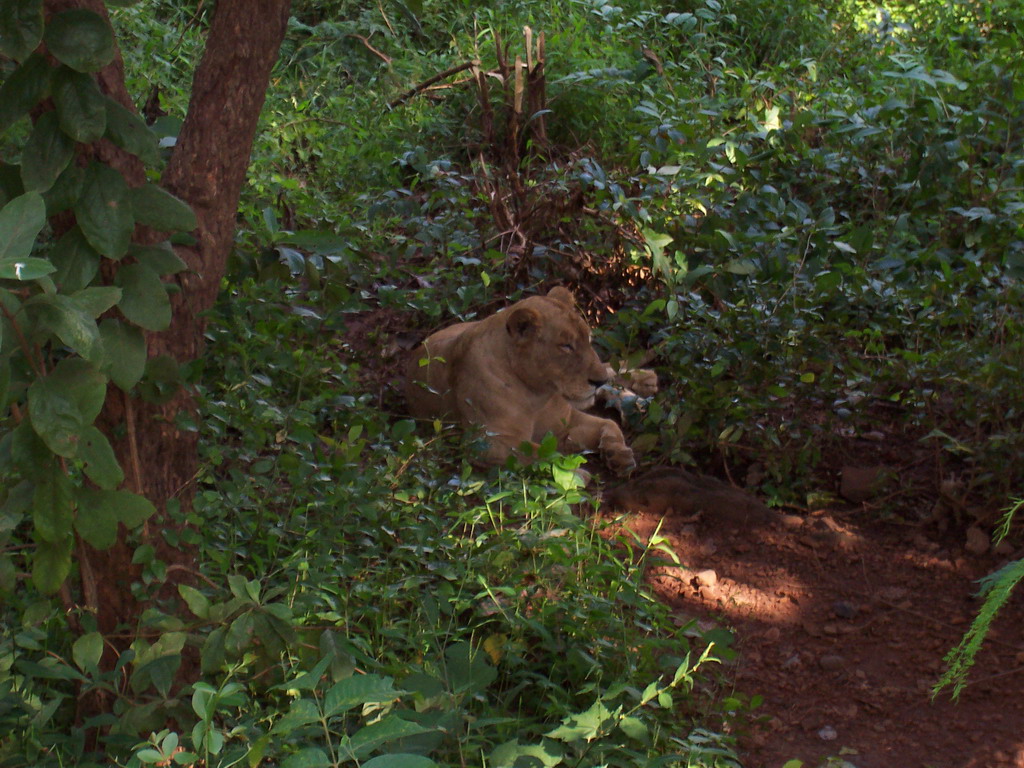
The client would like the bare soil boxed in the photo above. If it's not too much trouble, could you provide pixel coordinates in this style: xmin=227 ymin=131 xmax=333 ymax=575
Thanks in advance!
xmin=611 ymin=480 xmax=1024 ymax=768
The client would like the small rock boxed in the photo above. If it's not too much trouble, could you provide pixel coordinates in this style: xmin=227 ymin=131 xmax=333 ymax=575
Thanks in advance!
xmin=780 ymin=513 xmax=805 ymax=528
xmin=818 ymin=725 xmax=838 ymax=741
xmin=695 ymin=569 xmax=718 ymax=588
xmin=840 ymin=465 xmax=887 ymax=503
xmin=819 ymin=654 xmax=845 ymax=671
xmin=762 ymin=627 xmax=782 ymax=644
xmin=802 ymin=621 xmax=822 ymax=637
xmin=782 ymin=653 xmax=802 ymax=669
xmin=965 ymin=525 xmax=990 ymax=555
xmin=832 ymin=600 xmax=859 ymax=619
xmin=994 ymin=539 xmax=1014 ymax=556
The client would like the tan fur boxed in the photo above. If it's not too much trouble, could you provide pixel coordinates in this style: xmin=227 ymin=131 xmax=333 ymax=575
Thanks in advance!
xmin=405 ymin=287 xmax=636 ymax=474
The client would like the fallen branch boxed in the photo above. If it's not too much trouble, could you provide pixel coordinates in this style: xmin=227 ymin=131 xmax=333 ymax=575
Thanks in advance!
xmin=389 ymin=60 xmax=478 ymax=108
xmin=346 ymin=33 xmax=392 ymax=64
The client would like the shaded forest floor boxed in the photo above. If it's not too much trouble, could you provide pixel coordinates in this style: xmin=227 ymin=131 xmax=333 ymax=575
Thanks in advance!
xmin=613 ymin=490 xmax=1024 ymax=767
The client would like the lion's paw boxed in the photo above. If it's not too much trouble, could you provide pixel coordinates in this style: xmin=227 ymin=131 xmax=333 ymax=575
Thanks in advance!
xmin=625 ymin=369 xmax=658 ymax=398
xmin=604 ymin=444 xmax=636 ymax=476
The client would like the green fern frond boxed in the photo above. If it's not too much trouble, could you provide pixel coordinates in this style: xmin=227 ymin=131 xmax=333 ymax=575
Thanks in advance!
xmin=934 ymin=556 xmax=1024 ymax=700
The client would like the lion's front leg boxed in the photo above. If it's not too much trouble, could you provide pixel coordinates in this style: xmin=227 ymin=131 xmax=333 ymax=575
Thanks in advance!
xmin=561 ymin=411 xmax=636 ymax=475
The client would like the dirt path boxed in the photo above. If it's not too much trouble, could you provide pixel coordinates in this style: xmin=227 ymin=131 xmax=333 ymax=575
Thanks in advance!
xmin=618 ymin=500 xmax=1024 ymax=767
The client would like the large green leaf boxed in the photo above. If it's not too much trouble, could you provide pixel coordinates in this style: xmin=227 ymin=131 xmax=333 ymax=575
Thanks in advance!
xmin=33 ymin=466 xmax=73 ymax=542
xmin=99 ymin=318 xmax=146 ymax=390
xmin=129 ymin=242 xmax=187 ymax=275
xmin=27 ymin=357 xmax=106 ymax=457
xmin=33 ymin=535 xmax=72 ymax=595
xmin=75 ymin=163 xmax=132 ymax=259
xmin=346 ymin=716 xmax=433 ymax=760
xmin=115 ymin=263 xmax=171 ymax=330
xmin=50 ymin=226 xmax=99 ymax=291
xmin=78 ymin=425 xmax=123 ymax=490
xmin=104 ymin=97 xmax=159 ymax=165
xmin=0 ymin=162 xmax=25 ymax=206
xmin=71 ymin=286 xmax=122 ymax=318
xmin=130 ymin=183 xmax=197 ymax=233
xmin=8 ymin=421 xmax=53 ymax=481
xmin=0 ymin=191 xmax=46 ymax=262
xmin=0 ymin=257 xmax=54 ymax=281
xmin=72 ymin=632 xmax=104 ymax=672
xmin=280 ymin=748 xmax=331 ymax=768
xmin=20 ymin=111 xmax=75 ymax=193
xmin=0 ymin=0 xmax=43 ymax=61
xmin=362 ymin=756 xmax=437 ymax=768
xmin=43 ymin=9 xmax=115 ymax=73
xmin=52 ymin=67 xmax=107 ymax=143
xmin=29 ymin=293 xmax=103 ymax=363
xmin=77 ymin=487 xmax=154 ymax=534
xmin=42 ymin=162 xmax=84 ymax=216
xmin=75 ymin=487 xmax=121 ymax=549
xmin=323 ymin=675 xmax=402 ymax=718
xmin=0 ymin=53 xmax=52 ymax=134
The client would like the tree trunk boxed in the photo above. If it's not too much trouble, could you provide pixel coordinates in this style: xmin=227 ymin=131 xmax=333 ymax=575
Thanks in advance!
xmin=53 ymin=0 xmax=292 ymax=703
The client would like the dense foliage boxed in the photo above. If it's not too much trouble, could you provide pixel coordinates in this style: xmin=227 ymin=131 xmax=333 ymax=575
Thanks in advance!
xmin=0 ymin=0 xmax=1020 ymax=765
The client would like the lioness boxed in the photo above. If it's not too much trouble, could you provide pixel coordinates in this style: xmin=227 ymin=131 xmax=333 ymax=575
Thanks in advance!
xmin=404 ymin=287 xmax=636 ymax=474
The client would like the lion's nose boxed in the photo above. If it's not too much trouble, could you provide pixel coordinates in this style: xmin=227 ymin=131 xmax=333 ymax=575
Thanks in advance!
xmin=589 ymin=376 xmax=608 ymax=388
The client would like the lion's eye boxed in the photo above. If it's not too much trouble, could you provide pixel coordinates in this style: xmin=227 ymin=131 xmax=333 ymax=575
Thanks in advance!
xmin=559 ymin=343 xmax=574 ymax=353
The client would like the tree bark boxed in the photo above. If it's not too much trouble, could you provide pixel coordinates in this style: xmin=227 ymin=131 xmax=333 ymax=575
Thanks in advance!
xmin=45 ymin=0 xmax=292 ymax=704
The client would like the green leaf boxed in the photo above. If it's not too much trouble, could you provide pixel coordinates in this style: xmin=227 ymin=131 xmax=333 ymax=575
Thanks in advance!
xmin=618 ymin=715 xmax=649 ymax=742
xmin=546 ymin=700 xmax=616 ymax=742
xmin=9 ymin=421 xmax=53 ymax=480
xmin=75 ymin=162 xmax=133 ymax=259
xmin=33 ymin=467 xmax=73 ymax=542
xmin=110 ymin=489 xmax=155 ymax=528
xmin=50 ymin=226 xmax=99 ymax=291
xmin=72 ymin=631 xmax=104 ymax=671
xmin=271 ymin=699 xmax=321 ymax=737
xmin=0 ymin=53 xmax=53 ymax=134
xmin=0 ymin=257 xmax=54 ymax=281
xmin=20 ymin=111 xmax=75 ymax=193
xmin=115 ymin=263 xmax=171 ymax=330
xmin=323 ymin=674 xmax=401 ymax=718
xmin=0 ymin=554 xmax=16 ymax=594
xmin=0 ymin=191 xmax=46 ymax=262
xmin=43 ymin=9 xmax=115 ymax=73
xmin=78 ymin=425 xmax=123 ymax=489
xmin=29 ymin=293 xmax=103 ymax=362
xmin=347 ymin=715 xmax=432 ymax=759
xmin=0 ymin=161 xmax=25 ymax=206
xmin=490 ymin=740 xmax=563 ymax=768
xmin=129 ymin=242 xmax=187 ymax=275
xmin=138 ymin=354 xmax=181 ymax=404
xmin=42 ymin=161 xmax=84 ymax=216
xmin=0 ymin=0 xmax=43 ymax=61
xmin=130 ymin=183 xmax=197 ymax=233
xmin=52 ymin=67 xmax=107 ymax=143
xmin=104 ymin=97 xmax=159 ymax=165
xmin=362 ymin=755 xmax=437 ymax=768
xmin=99 ymin=318 xmax=146 ymax=390
xmin=33 ymin=535 xmax=72 ymax=594
xmin=281 ymin=748 xmax=331 ymax=768
xmin=27 ymin=357 xmax=106 ymax=457
xmin=74 ymin=487 xmax=120 ymax=549
xmin=71 ymin=286 xmax=122 ymax=318
xmin=179 ymin=584 xmax=210 ymax=620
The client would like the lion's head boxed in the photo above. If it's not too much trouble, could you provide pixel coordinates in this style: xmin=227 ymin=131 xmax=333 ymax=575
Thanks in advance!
xmin=503 ymin=287 xmax=610 ymax=408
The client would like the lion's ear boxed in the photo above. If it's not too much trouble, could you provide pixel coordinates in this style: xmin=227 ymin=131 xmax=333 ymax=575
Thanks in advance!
xmin=547 ymin=286 xmax=576 ymax=307
xmin=507 ymin=306 xmax=540 ymax=339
